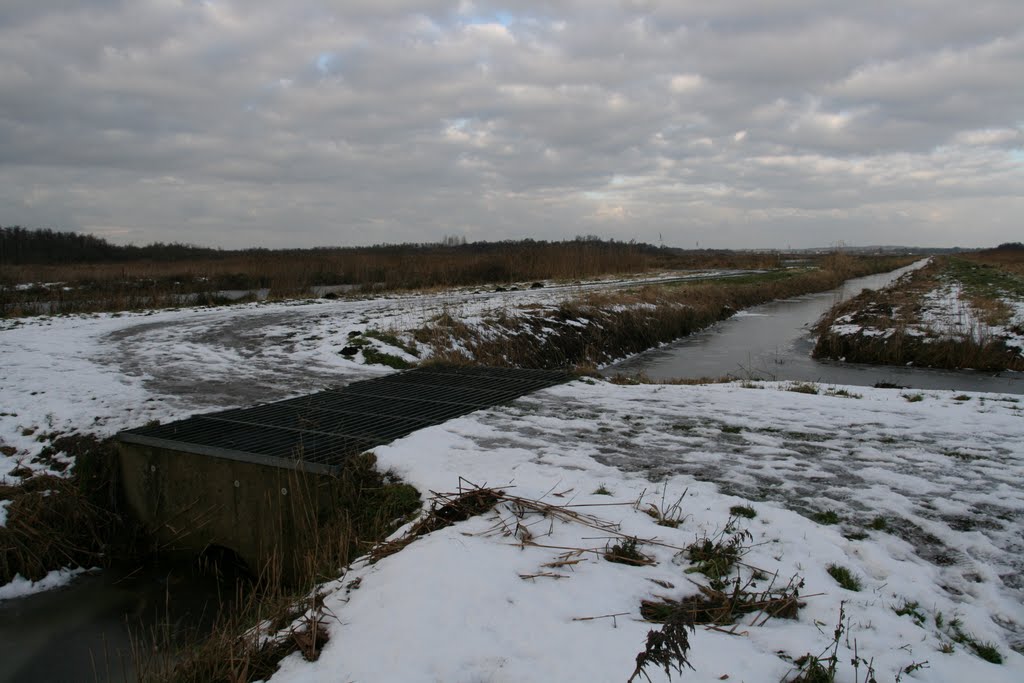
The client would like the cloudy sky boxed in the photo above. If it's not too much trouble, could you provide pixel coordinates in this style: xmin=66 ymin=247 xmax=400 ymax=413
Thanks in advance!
xmin=1 ymin=1 xmax=1022 ymax=249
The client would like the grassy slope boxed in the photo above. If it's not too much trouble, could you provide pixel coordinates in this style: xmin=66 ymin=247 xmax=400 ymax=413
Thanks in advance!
xmin=813 ymin=252 xmax=1024 ymax=371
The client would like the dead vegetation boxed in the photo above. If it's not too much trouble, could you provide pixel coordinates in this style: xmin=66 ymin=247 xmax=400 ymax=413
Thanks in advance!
xmin=414 ymin=254 xmax=913 ymax=370
xmin=2 ymin=441 xmax=420 ymax=683
xmin=0 ymin=434 xmax=133 ymax=585
xmin=130 ymin=453 xmax=420 ymax=682
xmin=813 ymin=252 xmax=1024 ymax=371
xmin=640 ymin=573 xmax=805 ymax=626
xmin=1 ymin=239 xmax=785 ymax=317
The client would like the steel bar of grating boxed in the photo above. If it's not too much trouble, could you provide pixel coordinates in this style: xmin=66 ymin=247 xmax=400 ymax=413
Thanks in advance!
xmin=119 ymin=366 xmax=571 ymax=472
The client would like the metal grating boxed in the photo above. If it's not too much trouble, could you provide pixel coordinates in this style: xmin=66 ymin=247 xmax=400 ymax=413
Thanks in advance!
xmin=118 ymin=366 xmax=572 ymax=474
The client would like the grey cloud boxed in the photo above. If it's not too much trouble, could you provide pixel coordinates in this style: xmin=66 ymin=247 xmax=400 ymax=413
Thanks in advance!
xmin=0 ymin=1 xmax=1021 ymax=248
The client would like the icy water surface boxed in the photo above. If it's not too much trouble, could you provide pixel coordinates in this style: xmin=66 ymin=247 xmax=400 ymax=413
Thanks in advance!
xmin=611 ymin=261 xmax=1024 ymax=394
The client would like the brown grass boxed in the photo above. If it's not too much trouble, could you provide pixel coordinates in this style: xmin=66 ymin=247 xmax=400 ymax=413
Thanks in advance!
xmin=2 ymin=439 xmax=420 ymax=682
xmin=132 ymin=452 xmax=421 ymax=682
xmin=0 ymin=434 xmax=132 ymax=585
xmin=640 ymin=574 xmax=805 ymax=626
xmin=813 ymin=254 xmax=1024 ymax=371
xmin=417 ymin=255 xmax=913 ymax=370
xmin=1 ymin=242 xmax=786 ymax=317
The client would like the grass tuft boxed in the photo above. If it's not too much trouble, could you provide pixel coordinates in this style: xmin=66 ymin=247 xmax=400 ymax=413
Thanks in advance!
xmin=893 ymin=599 xmax=926 ymax=627
xmin=729 ymin=504 xmax=757 ymax=519
xmin=361 ymin=347 xmax=414 ymax=369
xmin=826 ymin=564 xmax=862 ymax=592
xmin=605 ymin=537 xmax=654 ymax=567
xmin=684 ymin=519 xmax=752 ymax=589
xmin=868 ymin=515 xmax=888 ymax=531
xmin=811 ymin=509 xmax=841 ymax=525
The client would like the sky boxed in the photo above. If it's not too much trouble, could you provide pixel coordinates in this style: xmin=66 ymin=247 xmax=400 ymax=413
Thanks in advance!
xmin=0 ymin=1 xmax=1022 ymax=250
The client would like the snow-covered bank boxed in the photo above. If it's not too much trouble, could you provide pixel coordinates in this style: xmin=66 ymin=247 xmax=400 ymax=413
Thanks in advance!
xmin=815 ymin=256 xmax=1024 ymax=371
xmin=269 ymin=379 xmax=1023 ymax=683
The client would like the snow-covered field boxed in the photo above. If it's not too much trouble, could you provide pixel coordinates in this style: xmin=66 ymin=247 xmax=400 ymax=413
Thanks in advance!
xmin=3 ymin=275 xmax=1024 ymax=682
xmin=269 ymin=380 xmax=1024 ymax=682
xmin=4 ymin=272 xmax=736 ymax=477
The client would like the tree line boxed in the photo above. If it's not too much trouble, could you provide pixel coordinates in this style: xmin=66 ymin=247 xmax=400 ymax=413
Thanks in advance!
xmin=1 ymin=225 xmax=671 ymax=267
xmin=0 ymin=226 xmax=222 ymax=265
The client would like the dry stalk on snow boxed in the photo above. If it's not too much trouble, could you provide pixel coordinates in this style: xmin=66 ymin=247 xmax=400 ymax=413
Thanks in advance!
xmin=365 ymin=480 xmax=679 ymax=578
xmin=641 ymin=573 xmax=807 ymax=628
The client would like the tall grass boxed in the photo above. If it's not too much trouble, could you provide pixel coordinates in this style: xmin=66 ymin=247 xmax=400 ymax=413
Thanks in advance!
xmin=1 ymin=241 xmax=785 ymax=317
xmin=3 ymin=437 xmax=420 ymax=681
xmin=418 ymin=255 xmax=912 ymax=369
xmin=131 ymin=453 xmax=420 ymax=682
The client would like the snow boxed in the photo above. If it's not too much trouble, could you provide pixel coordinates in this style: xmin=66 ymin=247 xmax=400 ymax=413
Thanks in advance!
xmin=268 ymin=379 xmax=1023 ymax=683
xmin=827 ymin=268 xmax=1024 ymax=356
xmin=0 ymin=270 xmax=756 ymax=478
xmin=0 ymin=499 xmax=8 ymax=526
xmin=3 ymin=272 xmax=1024 ymax=681
xmin=0 ymin=568 xmax=88 ymax=601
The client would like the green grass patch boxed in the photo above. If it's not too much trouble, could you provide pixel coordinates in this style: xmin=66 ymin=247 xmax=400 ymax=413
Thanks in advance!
xmin=868 ymin=516 xmax=888 ymax=531
xmin=946 ymin=256 xmax=1024 ymax=300
xmin=729 ymin=505 xmax=757 ymax=519
xmin=893 ymin=599 xmax=926 ymax=627
xmin=826 ymin=564 xmax=862 ymax=592
xmin=593 ymin=484 xmax=613 ymax=496
xmin=363 ymin=329 xmax=419 ymax=357
xmin=812 ymin=510 xmax=841 ymax=525
xmin=361 ymin=347 xmax=413 ymax=369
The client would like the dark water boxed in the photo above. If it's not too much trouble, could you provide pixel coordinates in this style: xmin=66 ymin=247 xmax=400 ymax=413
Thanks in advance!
xmin=610 ymin=262 xmax=1024 ymax=394
xmin=0 ymin=562 xmax=236 ymax=683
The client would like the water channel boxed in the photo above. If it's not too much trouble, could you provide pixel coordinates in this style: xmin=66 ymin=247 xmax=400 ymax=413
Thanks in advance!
xmin=609 ymin=261 xmax=1024 ymax=395
xmin=0 ymin=560 xmax=237 ymax=683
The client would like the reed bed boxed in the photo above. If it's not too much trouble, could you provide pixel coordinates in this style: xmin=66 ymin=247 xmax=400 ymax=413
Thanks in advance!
xmin=1 ymin=241 xmax=784 ymax=317
xmin=415 ymin=254 xmax=913 ymax=370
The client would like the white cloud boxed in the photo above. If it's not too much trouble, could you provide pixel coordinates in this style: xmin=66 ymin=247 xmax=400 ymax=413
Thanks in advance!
xmin=952 ymin=128 xmax=1022 ymax=147
xmin=669 ymin=73 xmax=704 ymax=93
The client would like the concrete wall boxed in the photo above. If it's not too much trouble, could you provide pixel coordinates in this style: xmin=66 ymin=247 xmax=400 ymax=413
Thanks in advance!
xmin=117 ymin=442 xmax=336 ymax=582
